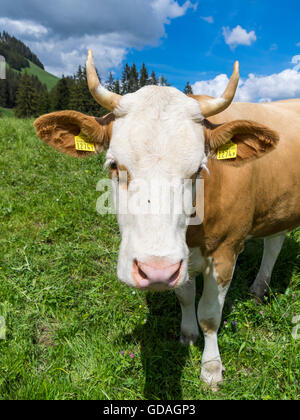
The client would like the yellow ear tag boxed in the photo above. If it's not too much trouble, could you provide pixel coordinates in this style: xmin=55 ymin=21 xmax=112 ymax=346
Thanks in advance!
xmin=217 ymin=141 xmax=237 ymax=160
xmin=75 ymin=133 xmax=96 ymax=152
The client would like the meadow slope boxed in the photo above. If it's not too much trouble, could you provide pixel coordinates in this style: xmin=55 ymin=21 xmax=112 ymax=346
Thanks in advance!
xmin=6 ymin=60 xmax=59 ymax=91
xmin=0 ymin=117 xmax=299 ymax=400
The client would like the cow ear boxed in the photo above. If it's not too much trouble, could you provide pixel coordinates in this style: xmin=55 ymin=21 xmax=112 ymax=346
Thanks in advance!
xmin=34 ymin=110 xmax=115 ymax=157
xmin=203 ymin=119 xmax=279 ymax=165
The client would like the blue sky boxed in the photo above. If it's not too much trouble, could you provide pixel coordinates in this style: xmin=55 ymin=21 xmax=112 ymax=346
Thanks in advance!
xmin=1 ymin=0 xmax=299 ymax=101
xmin=132 ymin=0 xmax=299 ymax=84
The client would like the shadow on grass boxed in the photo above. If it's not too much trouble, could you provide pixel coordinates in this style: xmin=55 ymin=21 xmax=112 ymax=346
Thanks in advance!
xmin=120 ymin=232 xmax=299 ymax=400
xmin=223 ymin=233 xmax=299 ymax=319
xmin=121 ymin=292 xmax=194 ymax=400
xmin=231 ymin=235 xmax=298 ymax=294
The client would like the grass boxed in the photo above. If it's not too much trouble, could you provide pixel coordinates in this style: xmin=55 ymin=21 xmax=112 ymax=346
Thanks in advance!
xmin=21 ymin=61 xmax=59 ymax=91
xmin=7 ymin=60 xmax=59 ymax=91
xmin=0 ymin=117 xmax=299 ymax=400
xmin=0 ymin=107 xmax=14 ymax=118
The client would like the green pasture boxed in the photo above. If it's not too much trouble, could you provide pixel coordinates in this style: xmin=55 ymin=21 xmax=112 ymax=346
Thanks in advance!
xmin=0 ymin=117 xmax=299 ymax=400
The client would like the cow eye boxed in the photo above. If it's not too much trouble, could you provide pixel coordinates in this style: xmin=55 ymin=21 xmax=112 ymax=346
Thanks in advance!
xmin=104 ymin=158 xmax=118 ymax=171
xmin=109 ymin=161 xmax=118 ymax=171
xmin=196 ymin=166 xmax=202 ymax=176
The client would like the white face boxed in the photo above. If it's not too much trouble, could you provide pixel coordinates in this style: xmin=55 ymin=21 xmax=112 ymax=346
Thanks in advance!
xmin=106 ymin=86 xmax=206 ymax=291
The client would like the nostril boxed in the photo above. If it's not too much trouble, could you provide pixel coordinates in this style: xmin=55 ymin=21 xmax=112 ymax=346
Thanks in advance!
xmin=168 ymin=262 xmax=181 ymax=283
xmin=133 ymin=259 xmax=148 ymax=279
xmin=134 ymin=258 xmax=182 ymax=285
xmin=138 ymin=265 xmax=148 ymax=279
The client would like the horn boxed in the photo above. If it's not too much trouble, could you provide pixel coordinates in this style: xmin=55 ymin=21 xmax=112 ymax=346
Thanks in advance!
xmin=86 ymin=49 xmax=121 ymax=111
xmin=192 ymin=61 xmax=239 ymax=117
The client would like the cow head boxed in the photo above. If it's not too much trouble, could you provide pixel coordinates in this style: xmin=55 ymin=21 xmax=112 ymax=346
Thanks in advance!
xmin=35 ymin=51 xmax=278 ymax=291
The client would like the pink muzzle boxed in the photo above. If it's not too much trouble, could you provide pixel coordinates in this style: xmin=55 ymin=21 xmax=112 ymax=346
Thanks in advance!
xmin=133 ymin=258 xmax=182 ymax=290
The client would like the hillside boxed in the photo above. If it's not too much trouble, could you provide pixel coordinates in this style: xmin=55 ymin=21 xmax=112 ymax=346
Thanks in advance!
xmin=22 ymin=61 xmax=58 ymax=91
xmin=0 ymin=31 xmax=44 ymax=70
xmin=7 ymin=60 xmax=59 ymax=92
xmin=0 ymin=32 xmax=59 ymax=114
xmin=0 ymin=31 xmax=58 ymax=92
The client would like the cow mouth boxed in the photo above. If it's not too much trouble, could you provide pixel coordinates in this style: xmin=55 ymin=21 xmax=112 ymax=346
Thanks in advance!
xmin=132 ymin=259 xmax=183 ymax=290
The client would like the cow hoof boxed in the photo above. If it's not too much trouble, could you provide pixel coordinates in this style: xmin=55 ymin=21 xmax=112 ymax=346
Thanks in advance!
xmin=180 ymin=331 xmax=199 ymax=346
xmin=200 ymin=359 xmax=224 ymax=390
xmin=249 ymin=284 xmax=265 ymax=302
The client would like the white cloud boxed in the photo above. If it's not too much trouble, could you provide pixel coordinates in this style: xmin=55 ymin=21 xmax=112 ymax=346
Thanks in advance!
xmin=152 ymin=0 xmax=197 ymax=23
xmin=296 ymin=42 xmax=300 ymax=47
xmin=27 ymin=34 xmax=128 ymax=77
xmin=291 ymin=55 xmax=300 ymax=70
xmin=0 ymin=18 xmax=48 ymax=39
xmin=200 ymin=16 xmax=214 ymax=24
xmin=223 ymin=25 xmax=256 ymax=49
xmin=192 ymin=56 xmax=300 ymax=102
xmin=0 ymin=0 xmax=196 ymax=77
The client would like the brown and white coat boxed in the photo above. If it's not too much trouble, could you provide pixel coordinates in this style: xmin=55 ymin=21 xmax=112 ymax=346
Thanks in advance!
xmin=34 ymin=52 xmax=300 ymax=388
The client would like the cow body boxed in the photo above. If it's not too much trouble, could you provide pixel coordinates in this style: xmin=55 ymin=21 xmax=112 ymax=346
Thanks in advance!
xmin=34 ymin=53 xmax=300 ymax=390
xmin=179 ymin=99 xmax=300 ymax=386
xmin=188 ymin=99 xmax=300 ymax=252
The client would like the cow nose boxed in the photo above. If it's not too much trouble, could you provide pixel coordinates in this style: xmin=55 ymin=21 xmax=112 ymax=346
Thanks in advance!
xmin=133 ymin=258 xmax=182 ymax=289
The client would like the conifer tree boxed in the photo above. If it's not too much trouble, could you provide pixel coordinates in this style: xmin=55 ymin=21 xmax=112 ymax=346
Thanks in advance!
xmin=0 ymin=79 xmax=8 ymax=107
xmin=105 ymin=72 xmax=115 ymax=92
xmin=121 ymin=63 xmax=131 ymax=94
xmin=159 ymin=76 xmax=170 ymax=86
xmin=149 ymin=70 xmax=158 ymax=85
xmin=15 ymin=72 xmax=39 ymax=118
xmin=38 ymin=90 xmax=52 ymax=115
xmin=53 ymin=75 xmax=70 ymax=110
xmin=183 ymin=82 xmax=193 ymax=94
xmin=139 ymin=63 xmax=149 ymax=87
xmin=68 ymin=65 xmax=107 ymax=115
xmin=69 ymin=66 xmax=88 ymax=113
xmin=113 ymin=79 xmax=121 ymax=94
xmin=128 ymin=64 xmax=139 ymax=93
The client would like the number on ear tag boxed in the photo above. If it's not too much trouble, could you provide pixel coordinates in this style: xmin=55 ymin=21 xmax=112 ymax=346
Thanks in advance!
xmin=75 ymin=133 xmax=96 ymax=152
xmin=217 ymin=141 xmax=237 ymax=160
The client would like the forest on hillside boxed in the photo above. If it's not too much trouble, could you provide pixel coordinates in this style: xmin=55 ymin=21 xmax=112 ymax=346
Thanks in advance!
xmin=0 ymin=31 xmax=193 ymax=118
xmin=1 ymin=62 xmax=194 ymax=118
xmin=0 ymin=31 xmax=44 ymax=70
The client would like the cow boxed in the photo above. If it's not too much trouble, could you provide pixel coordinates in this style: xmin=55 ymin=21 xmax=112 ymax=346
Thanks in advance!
xmin=34 ymin=50 xmax=300 ymax=389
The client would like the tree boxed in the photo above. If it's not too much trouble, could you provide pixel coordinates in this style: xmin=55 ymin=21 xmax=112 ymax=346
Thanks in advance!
xmin=121 ymin=63 xmax=131 ymax=94
xmin=68 ymin=66 xmax=88 ymax=113
xmin=139 ymin=63 xmax=149 ymax=88
xmin=0 ymin=79 xmax=8 ymax=107
xmin=1 ymin=68 xmax=21 ymax=108
xmin=159 ymin=76 xmax=170 ymax=86
xmin=149 ymin=70 xmax=158 ymax=86
xmin=53 ymin=76 xmax=70 ymax=111
xmin=113 ymin=79 xmax=121 ymax=94
xmin=38 ymin=90 xmax=52 ymax=115
xmin=128 ymin=64 xmax=139 ymax=93
xmin=0 ymin=31 xmax=44 ymax=70
xmin=184 ymin=82 xmax=193 ymax=95
xmin=68 ymin=65 xmax=107 ymax=115
xmin=105 ymin=72 xmax=115 ymax=91
xmin=15 ymin=72 xmax=39 ymax=118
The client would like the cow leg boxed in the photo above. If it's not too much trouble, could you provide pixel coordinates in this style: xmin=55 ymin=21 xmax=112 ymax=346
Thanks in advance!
xmin=175 ymin=278 xmax=199 ymax=345
xmin=250 ymin=232 xmax=286 ymax=300
xmin=198 ymin=249 xmax=237 ymax=388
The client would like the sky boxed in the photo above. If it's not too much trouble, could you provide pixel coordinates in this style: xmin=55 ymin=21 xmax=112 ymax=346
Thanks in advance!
xmin=1 ymin=0 xmax=300 ymax=102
